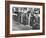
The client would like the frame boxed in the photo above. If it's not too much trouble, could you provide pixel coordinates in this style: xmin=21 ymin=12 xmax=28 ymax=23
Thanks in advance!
xmin=5 ymin=1 xmax=45 ymax=37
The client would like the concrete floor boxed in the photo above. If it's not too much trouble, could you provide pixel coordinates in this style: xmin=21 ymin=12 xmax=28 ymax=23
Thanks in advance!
xmin=12 ymin=19 xmax=32 ymax=31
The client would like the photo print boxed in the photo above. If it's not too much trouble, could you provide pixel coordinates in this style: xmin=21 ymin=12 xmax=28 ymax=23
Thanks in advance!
xmin=12 ymin=7 xmax=40 ymax=31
